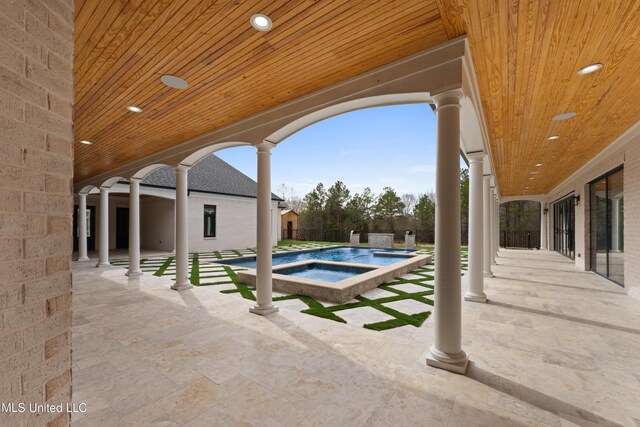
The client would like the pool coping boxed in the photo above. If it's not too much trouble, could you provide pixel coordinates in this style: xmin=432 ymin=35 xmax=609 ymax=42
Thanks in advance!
xmin=231 ymin=251 xmax=432 ymax=304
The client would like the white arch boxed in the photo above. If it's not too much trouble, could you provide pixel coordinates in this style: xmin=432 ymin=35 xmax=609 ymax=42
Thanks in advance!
xmin=500 ymin=195 xmax=546 ymax=203
xmin=100 ymin=176 xmax=128 ymax=188
xmin=265 ymin=93 xmax=430 ymax=144
xmin=179 ymin=141 xmax=251 ymax=168
xmin=131 ymin=163 xmax=171 ymax=180
xmin=78 ymin=185 xmax=98 ymax=195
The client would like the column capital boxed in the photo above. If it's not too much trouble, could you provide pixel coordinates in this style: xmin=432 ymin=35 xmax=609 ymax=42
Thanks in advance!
xmin=175 ymin=165 xmax=191 ymax=177
xmin=431 ymin=89 xmax=463 ymax=112
xmin=466 ymin=151 xmax=484 ymax=163
xmin=255 ymin=141 xmax=276 ymax=152
xmin=129 ymin=177 xmax=142 ymax=185
xmin=483 ymin=175 xmax=492 ymax=182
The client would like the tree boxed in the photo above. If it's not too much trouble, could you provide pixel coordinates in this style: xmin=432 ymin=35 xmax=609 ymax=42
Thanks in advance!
xmin=301 ymin=183 xmax=326 ymax=238
xmin=277 ymin=183 xmax=305 ymax=212
xmin=325 ymin=181 xmax=350 ymax=231
xmin=460 ymin=168 xmax=470 ymax=243
xmin=373 ymin=187 xmax=405 ymax=230
xmin=401 ymin=193 xmax=417 ymax=217
xmin=344 ymin=187 xmax=374 ymax=232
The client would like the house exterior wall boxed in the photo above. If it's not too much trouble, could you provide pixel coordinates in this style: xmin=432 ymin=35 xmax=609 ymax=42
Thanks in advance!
xmin=0 ymin=0 xmax=74 ymax=425
xmin=188 ymin=192 xmax=279 ymax=252
xmin=544 ymin=122 xmax=640 ymax=300
xmin=140 ymin=197 xmax=175 ymax=252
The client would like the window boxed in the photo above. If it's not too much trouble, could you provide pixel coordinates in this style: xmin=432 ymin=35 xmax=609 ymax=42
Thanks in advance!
xmin=589 ymin=167 xmax=623 ymax=286
xmin=204 ymin=205 xmax=216 ymax=237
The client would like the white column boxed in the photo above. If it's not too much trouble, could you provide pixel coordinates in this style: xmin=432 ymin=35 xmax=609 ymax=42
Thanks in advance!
xmin=540 ymin=203 xmax=548 ymax=250
xmin=78 ymin=193 xmax=90 ymax=261
xmin=426 ymin=91 xmax=468 ymax=374
xmin=126 ymin=178 xmax=143 ymax=277
xmin=494 ymin=198 xmax=500 ymax=258
xmin=490 ymin=187 xmax=496 ymax=264
xmin=97 ymin=187 xmax=110 ymax=267
xmin=482 ymin=176 xmax=493 ymax=277
xmin=172 ymin=166 xmax=192 ymax=290
xmin=250 ymin=142 xmax=279 ymax=315
xmin=465 ymin=153 xmax=486 ymax=302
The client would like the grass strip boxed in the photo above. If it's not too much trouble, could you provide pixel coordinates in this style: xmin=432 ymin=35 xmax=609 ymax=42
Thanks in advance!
xmin=154 ymin=256 xmax=174 ymax=277
xmin=190 ymin=253 xmax=200 ymax=286
xmin=364 ymin=312 xmax=431 ymax=331
xmin=221 ymin=265 xmax=255 ymax=301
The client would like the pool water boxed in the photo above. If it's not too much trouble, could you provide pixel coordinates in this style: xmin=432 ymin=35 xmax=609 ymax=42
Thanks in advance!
xmin=220 ymin=247 xmax=413 ymax=269
xmin=276 ymin=263 xmax=373 ymax=282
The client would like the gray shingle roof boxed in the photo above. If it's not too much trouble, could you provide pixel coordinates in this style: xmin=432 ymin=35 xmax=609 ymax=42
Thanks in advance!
xmin=141 ymin=155 xmax=282 ymax=201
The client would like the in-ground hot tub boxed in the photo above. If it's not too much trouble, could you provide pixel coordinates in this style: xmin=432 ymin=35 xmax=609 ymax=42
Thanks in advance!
xmin=216 ymin=246 xmax=432 ymax=303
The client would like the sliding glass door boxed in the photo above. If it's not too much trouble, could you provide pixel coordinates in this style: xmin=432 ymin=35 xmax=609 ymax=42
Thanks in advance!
xmin=553 ymin=195 xmax=575 ymax=260
xmin=590 ymin=167 xmax=624 ymax=286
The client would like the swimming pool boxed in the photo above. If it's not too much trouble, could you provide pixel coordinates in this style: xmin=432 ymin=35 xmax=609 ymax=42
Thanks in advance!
xmin=275 ymin=263 xmax=375 ymax=282
xmin=219 ymin=246 xmax=432 ymax=303
xmin=219 ymin=247 xmax=413 ymax=269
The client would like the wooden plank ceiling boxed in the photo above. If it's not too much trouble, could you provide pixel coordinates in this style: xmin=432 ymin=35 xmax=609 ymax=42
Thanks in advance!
xmin=73 ymin=0 xmax=448 ymax=182
xmin=437 ymin=0 xmax=640 ymax=196
xmin=75 ymin=0 xmax=640 ymax=197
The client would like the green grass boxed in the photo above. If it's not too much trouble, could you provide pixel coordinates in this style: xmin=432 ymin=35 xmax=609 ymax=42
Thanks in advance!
xmin=154 ymin=256 xmax=174 ymax=277
xmin=190 ymin=253 xmax=200 ymax=286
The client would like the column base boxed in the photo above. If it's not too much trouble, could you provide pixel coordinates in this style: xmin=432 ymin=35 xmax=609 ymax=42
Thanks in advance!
xmin=483 ymin=271 xmax=494 ymax=278
xmin=171 ymin=282 xmax=193 ymax=291
xmin=77 ymin=256 xmax=90 ymax=261
xmin=96 ymin=262 xmax=111 ymax=268
xmin=249 ymin=304 xmax=279 ymax=316
xmin=126 ymin=270 xmax=143 ymax=277
xmin=464 ymin=291 xmax=487 ymax=303
xmin=491 ymin=261 xmax=497 ymax=265
xmin=426 ymin=345 xmax=469 ymax=374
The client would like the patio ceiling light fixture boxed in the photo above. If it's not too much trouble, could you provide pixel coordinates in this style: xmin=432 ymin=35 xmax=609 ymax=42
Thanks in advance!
xmin=578 ymin=63 xmax=603 ymax=75
xmin=161 ymin=75 xmax=188 ymax=89
xmin=534 ymin=163 xmax=544 ymax=167
xmin=80 ymin=140 xmax=92 ymax=145
xmin=250 ymin=14 xmax=272 ymax=31
xmin=127 ymin=106 xmax=142 ymax=113
xmin=552 ymin=112 xmax=576 ymax=121
xmin=547 ymin=135 xmax=559 ymax=140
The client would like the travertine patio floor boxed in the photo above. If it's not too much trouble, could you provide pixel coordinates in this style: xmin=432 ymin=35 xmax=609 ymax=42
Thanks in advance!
xmin=70 ymin=249 xmax=640 ymax=426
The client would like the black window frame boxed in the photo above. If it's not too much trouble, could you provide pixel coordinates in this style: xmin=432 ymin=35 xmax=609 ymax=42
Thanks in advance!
xmin=204 ymin=204 xmax=216 ymax=238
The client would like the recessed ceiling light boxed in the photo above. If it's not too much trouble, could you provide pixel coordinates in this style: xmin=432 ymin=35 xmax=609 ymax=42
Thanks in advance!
xmin=80 ymin=140 xmax=92 ymax=145
xmin=127 ymin=105 xmax=142 ymax=113
xmin=161 ymin=75 xmax=188 ymax=89
xmin=547 ymin=135 xmax=559 ymax=140
xmin=529 ymin=171 xmax=540 ymax=174
xmin=250 ymin=13 xmax=272 ymax=31
xmin=578 ymin=63 xmax=603 ymax=75
xmin=534 ymin=163 xmax=543 ymax=167
xmin=552 ymin=112 xmax=576 ymax=121
xmin=529 ymin=177 xmax=535 ymax=180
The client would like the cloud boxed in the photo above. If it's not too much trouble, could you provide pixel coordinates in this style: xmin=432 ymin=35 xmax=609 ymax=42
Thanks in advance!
xmin=403 ymin=164 xmax=436 ymax=175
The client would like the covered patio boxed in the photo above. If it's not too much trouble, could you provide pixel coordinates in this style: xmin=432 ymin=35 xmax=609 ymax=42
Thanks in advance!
xmin=70 ymin=249 xmax=640 ymax=425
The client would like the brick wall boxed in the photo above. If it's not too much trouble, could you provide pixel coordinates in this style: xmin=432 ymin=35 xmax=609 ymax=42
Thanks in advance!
xmin=0 ymin=0 xmax=74 ymax=426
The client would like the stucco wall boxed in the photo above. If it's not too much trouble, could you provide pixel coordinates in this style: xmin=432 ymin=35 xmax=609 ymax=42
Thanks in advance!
xmin=0 ymin=0 xmax=75 ymax=425
xmin=544 ymin=123 xmax=640 ymax=300
xmin=188 ymin=192 xmax=279 ymax=252
xmin=140 ymin=197 xmax=175 ymax=252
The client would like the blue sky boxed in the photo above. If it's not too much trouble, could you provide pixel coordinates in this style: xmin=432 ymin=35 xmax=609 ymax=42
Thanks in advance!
xmin=216 ymin=104 xmax=466 ymax=199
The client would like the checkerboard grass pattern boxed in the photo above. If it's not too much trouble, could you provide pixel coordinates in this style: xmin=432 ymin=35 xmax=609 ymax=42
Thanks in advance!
xmin=110 ymin=244 xmax=469 ymax=331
